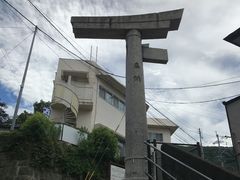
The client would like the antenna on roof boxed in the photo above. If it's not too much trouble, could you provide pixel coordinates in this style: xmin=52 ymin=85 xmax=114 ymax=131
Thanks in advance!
xmin=90 ymin=45 xmax=92 ymax=61
xmin=95 ymin=46 xmax=98 ymax=63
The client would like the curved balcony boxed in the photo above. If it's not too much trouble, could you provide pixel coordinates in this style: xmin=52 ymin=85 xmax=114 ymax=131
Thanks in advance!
xmin=52 ymin=82 xmax=79 ymax=119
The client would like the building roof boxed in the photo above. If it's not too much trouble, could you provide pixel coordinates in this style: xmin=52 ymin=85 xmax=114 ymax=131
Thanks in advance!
xmin=223 ymin=96 xmax=240 ymax=106
xmin=224 ymin=27 xmax=240 ymax=47
xmin=147 ymin=118 xmax=178 ymax=134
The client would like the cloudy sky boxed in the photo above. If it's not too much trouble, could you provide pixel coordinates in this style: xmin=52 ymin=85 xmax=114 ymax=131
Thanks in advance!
xmin=1 ymin=0 xmax=240 ymax=145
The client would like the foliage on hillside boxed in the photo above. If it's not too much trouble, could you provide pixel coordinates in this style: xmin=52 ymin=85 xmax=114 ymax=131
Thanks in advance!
xmin=0 ymin=113 xmax=119 ymax=179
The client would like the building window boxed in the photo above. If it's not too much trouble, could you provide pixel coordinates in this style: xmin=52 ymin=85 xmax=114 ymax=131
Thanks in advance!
xmin=99 ymin=85 xmax=125 ymax=112
xmin=148 ymin=132 xmax=163 ymax=142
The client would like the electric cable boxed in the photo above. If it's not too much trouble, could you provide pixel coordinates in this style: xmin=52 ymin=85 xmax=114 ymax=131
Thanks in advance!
xmin=147 ymin=93 xmax=240 ymax=104
xmin=0 ymin=31 xmax=33 ymax=61
xmin=2 ymin=0 xmax=125 ymax=79
xmin=26 ymin=0 xmax=125 ymax=78
xmin=1 ymin=0 xmax=35 ymax=27
xmin=0 ymin=26 xmax=25 ymax=28
xmin=148 ymin=111 xmax=190 ymax=144
xmin=146 ymin=79 xmax=240 ymax=91
xmin=146 ymin=100 xmax=198 ymax=143
xmin=26 ymin=0 xmax=87 ymax=60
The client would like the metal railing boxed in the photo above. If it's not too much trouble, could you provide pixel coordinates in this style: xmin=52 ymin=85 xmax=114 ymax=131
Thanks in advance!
xmin=144 ymin=140 xmax=213 ymax=180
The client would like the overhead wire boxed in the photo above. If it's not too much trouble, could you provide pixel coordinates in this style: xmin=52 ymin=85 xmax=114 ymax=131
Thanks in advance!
xmin=5 ymin=0 xmax=240 ymax=94
xmin=25 ymin=0 xmax=92 ymax=61
xmin=3 ymin=0 xmax=234 ymax=161
xmin=147 ymin=111 xmax=190 ymax=143
xmin=146 ymin=100 xmax=198 ymax=143
xmin=2 ymin=0 xmax=125 ymax=79
xmin=149 ymin=97 xmax=212 ymax=145
xmin=146 ymin=90 xmax=200 ymax=134
xmin=25 ymin=0 xmax=125 ymax=78
xmin=146 ymin=79 xmax=240 ymax=91
xmin=0 ymin=26 xmax=26 ymax=28
xmin=26 ymin=0 xmax=87 ymax=60
xmin=0 ymin=31 xmax=33 ymax=61
xmin=1 ymin=0 xmax=35 ymax=27
xmin=147 ymin=93 xmax=240 ymax=104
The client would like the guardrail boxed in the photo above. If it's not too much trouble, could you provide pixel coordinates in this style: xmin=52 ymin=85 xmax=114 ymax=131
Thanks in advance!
xmin=144 ymin=140 xmax=212 ymax=180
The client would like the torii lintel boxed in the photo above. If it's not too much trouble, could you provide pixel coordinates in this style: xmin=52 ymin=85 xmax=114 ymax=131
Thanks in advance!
xmin=71 ymin=9 xmax=183 ymax=39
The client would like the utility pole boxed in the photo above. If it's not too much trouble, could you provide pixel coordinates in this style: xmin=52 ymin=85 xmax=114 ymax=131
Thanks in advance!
xmin=198 ymin=128 xmax=204 ymax=159
xmin=216 ymin=131 xmax=220 ymax=147
xmin=11 ymin=26 xmax=38 ymax=130
xmin=216 ymin=131 xmax=224 ymax=167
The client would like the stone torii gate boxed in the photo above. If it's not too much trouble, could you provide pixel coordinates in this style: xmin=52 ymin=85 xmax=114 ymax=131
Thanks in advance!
xmin=71 ymin=9 xmax=183 ymax=180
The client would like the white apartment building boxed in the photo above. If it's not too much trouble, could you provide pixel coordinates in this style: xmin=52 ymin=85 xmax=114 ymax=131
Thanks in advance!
xmin=50 ymin=58 xmax=178 ymax=143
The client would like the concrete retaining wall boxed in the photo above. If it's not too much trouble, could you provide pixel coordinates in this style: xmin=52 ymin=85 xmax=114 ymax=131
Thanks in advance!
xmin=0 ymin=153 xmax=77 ymax=180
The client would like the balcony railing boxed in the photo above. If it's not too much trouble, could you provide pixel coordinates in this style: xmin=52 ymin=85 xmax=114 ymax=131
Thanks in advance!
xmin=52 ymin=82 xmax=79 ymax=117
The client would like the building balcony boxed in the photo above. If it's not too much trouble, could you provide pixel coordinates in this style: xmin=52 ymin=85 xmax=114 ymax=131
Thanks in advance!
xmin=52 ymin=81 xmax=93 ymax=112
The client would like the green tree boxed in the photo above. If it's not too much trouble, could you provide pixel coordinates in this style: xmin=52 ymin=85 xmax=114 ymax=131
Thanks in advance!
xmin=87 ymin=127 xmax=119 ymax=162
xmin=20 ymin=112 xmax=59 ymax=142
xmin=16 ymin=110 xmax=32 ymax=124
xmin=0 ymin=100 xmax=9 ymax=122
xmin=63 ymin=127 xmax=119 ymax=179
xmin=33 ymin=100 xmax=51 ymax=113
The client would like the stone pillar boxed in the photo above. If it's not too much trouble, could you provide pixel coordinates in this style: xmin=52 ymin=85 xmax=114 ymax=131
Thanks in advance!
xmin=125 ymin=29 xmax=148 ymax=180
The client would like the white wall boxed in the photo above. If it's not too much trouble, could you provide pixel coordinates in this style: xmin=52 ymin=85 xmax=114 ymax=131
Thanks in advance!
xmin=51 ymin=59 xmax=176 ymax=142
xmin=148 ymin=126 xmax=172 ymax=143
xmin=95 ymin=80 xmax=125 ymax=137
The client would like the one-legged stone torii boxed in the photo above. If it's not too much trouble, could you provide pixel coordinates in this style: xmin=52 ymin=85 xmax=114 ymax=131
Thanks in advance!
xmin=71 ymin=9 xmax=183 ymax=180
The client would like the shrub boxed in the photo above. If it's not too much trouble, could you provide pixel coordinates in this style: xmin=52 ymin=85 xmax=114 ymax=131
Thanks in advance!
xmin=0 ymin=118 xmax=119 ymax=179
xmin=20 ymin=112 xmax=59 ymax=143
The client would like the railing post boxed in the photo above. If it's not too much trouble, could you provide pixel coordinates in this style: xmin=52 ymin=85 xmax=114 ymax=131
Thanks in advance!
xmin=153 ymin=139 xmax=157 ymax=180
xmin=153 ymin=139 xmax=163 ymax=180
xmin=196 ymin=142 xmax=202 ymax=158
xmin=147 ymin=140 xmax=152 ymax=180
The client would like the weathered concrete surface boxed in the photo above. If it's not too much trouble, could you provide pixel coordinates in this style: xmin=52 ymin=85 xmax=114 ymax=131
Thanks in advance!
xmin=0 ymin=153 xmax=77 ymax=180
xmin=142 ymin=46 xmax=168 ymax=64
xmin=71 ymin=9 xmax=183 ymax=39
xmin=125 ymin=29 xmax=148 ymax=180
xmin=71 ymin=9 xmax=184 ymax=180
xmin=223 ymin=97 xmax=240 ymax=170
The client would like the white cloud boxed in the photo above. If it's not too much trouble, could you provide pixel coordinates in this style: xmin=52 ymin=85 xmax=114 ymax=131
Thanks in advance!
xmin=1 ymin=0 xmax=240 ymax=144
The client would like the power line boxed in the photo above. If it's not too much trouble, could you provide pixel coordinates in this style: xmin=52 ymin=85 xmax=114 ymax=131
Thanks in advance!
xmin=147 ymin=93 xmax=240 ymax=104
xmin=148 ymin=111 xmax=190 ymax=143
xmin=26 ymin=0 xmax=92 ymax=61
xmin=37 ymin=28 xmax=125 ymax=78
xmin=26 ymin=0 xmax=87 ymax=60
xmin=146 ymin=79 xmax=240 ymax=91
xmin=146 ymin=91 xmax=199 ymax=143
xmin=0 ymin=31 xmax=33 ymax=61
xmin=146 ymin=100 xmax=198 ymax=142
xmin=26 ymin=0 xmax=125 ymax=79
xmin=1 ymin=0 xmax=35 ymax=27
xmin=2 ymin=0 xmax=125 ymax=79
xmin=0 ymin=26 xmax=26 ymax=28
